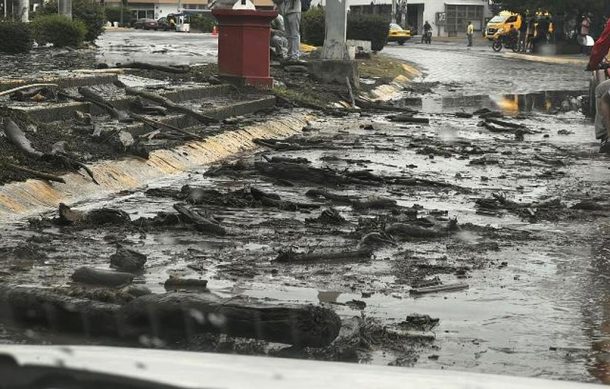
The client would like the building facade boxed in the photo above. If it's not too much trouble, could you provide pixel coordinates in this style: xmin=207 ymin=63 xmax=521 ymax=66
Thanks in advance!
xmin=101 ymin=0 xmax=272 ymax=21
xmin=328 ymin=0 xmax=492 ymax=37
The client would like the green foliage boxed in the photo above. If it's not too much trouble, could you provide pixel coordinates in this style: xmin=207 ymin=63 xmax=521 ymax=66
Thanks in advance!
xmin=35 ymin=0 xmax=106 ymax=42
xmin=0 ymin=21 xmax=33 ymax=53
xmin=347 ymin=13 xmax=389 ymax=52
xmin=302 ymin=7 xmax=325 ymax=46
xmin=31 ymin=14 xmax=87 ymax=47
xmin=190 ymin=13 xmax=216 ymax=32
xmin=302 ymin=8 xmax=390 ymax=51
xmin=73 ymin=0 xmax=106 ymax=41
xmin=105 ymin=7 xmax=124 ymax=22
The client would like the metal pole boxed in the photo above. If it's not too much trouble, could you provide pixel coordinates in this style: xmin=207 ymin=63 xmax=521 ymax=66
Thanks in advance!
xmin=391 ymin=0 xmax=396 ymax=24
xmin=3 ymin=0 xmax=7 ymax=18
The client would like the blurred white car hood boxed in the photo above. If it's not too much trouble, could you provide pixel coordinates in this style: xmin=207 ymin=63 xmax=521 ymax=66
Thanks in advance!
xmin=0 ymin=345 xmax=597 ymax=388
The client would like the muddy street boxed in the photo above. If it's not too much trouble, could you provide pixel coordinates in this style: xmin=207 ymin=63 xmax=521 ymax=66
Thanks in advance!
xmin=1 ymin=41 xmax=609 ymax=383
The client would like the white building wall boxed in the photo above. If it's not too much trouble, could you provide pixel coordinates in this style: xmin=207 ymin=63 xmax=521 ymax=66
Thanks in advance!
xmin=155 ymin=3 xmax=181 ymax=19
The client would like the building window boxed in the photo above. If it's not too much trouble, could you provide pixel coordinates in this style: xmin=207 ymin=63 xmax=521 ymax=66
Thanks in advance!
xmin=445 ymin=4 xmax=483 ymax=36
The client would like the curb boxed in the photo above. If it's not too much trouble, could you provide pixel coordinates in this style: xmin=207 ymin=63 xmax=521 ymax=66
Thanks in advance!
xmin=368 ymin=63 xmax=422 ymax=102
xmin=501 ymin=52 xmax=588 ymax=66
xmin=0 ymin=111 xmax=311 ymax=219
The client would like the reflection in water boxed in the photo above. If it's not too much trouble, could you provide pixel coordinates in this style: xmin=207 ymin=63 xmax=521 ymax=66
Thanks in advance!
xmin=587 ymin=234 xmax=610 ymax=383
xmin=399 ymin=90 xmax=586 ymax=115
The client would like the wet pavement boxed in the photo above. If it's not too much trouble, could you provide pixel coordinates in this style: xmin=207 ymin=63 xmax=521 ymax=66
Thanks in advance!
xmin=1 ymin=37 xmax=610 ymax=384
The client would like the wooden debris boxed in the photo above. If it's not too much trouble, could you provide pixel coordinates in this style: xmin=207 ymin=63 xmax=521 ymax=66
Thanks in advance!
xmin=173 ymin=203 xmax=226 ymax=235
xmin=305 ymin=189 xmax=353 ymax=204
xmin=71 ymin=267 xmax=134 ymax=287
xmin=110 ymin=246 xmax=147 ymax=272
xmin=125 ymin=87 xmax=217 ymax=124
xmin=5 ymin=162 xmax=65 ymax=183
xmin=78 ymin=86 xmax=132 ymax=123
xmin=2 ymin=118 xmax=98 ymax=184
xmin=0 ymin=83 xmax=58 ymax=97
xmin=389 ymin=113 xmax=430 ymax=124
xmin=116 ymin=62 xmax=189 ymax=73
xmin=275 ymin=248 xmax=372 ymax=263
xmin=410 ymin=282 xmax=469 ymax=295
xmin=164 ymin=276 xmax=208 ymax=291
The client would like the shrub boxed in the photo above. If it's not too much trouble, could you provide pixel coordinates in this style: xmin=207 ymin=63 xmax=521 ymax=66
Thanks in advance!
xmin=35 ymin=0 xmax=106 ymax=42
xmin=347 ymin=13 xmax=389 ymax=52
xmin=105 ymin=6 xmax=130 ymax=24
xmin=301 ymin=7 xmax=325 ymax=46
xmin=0 ymin=21 xmax=33 ymax=53
xmin=190 ymin=13 xmax=216 ymax=32
xmin=31 ymin=15 xmax=87 ymax=47
xmin=73 ymin=0 xmax=106 ymax=41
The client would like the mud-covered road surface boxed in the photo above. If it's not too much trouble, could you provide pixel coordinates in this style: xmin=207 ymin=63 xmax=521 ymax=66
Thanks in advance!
xmin=1 ymin=43 xmax=609 ymax=383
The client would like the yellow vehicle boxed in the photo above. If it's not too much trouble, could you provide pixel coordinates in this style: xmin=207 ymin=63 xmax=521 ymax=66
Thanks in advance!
xmin=388 ymin=23 xmax=412 ymax=45
xmin=485 ymin=11 xmax=522 ymax=40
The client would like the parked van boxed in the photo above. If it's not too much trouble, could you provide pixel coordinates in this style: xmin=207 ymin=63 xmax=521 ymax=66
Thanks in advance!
xmin=485 ymin=11 xmax=522 ymax=40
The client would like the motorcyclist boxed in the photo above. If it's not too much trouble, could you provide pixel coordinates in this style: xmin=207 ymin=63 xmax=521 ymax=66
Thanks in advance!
xmin=422 ymin=21 xmax=432 ymax=44
xmin=586 ymin=11 xmax=610 ymax=149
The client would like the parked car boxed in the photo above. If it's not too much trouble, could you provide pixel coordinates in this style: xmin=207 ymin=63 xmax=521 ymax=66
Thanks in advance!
xmin=134 ymin=18 xmax=158 ymax=30
xmin=388 ymin=23 xmax=411 ymax=45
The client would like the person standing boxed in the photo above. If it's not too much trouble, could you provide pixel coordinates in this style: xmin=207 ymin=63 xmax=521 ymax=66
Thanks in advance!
xmin=466 ymin=21 xmax=474 ymax=47
xmin=278 ymin=0 xmax=302 ymax=62
xmin=518 ymin=14 xmax=527 ymax=52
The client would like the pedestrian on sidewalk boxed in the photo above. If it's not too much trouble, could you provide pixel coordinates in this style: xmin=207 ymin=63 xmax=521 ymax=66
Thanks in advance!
xmin=466 ymin=21 xmax=474 ymax=47
xmin=276 ymin=0 xmax=301 ymax=62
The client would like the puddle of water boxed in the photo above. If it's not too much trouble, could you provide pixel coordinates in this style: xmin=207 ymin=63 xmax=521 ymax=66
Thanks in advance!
xmin=398 ymin=90 xmax=587 ymax=116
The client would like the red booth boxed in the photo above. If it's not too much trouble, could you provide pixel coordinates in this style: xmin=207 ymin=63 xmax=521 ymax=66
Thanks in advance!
xmin=212 ymin=9 xmax=278 ymax=89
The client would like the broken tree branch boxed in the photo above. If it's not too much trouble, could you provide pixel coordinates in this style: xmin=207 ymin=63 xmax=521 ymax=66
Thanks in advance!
xmin=125 ymin=87 xmax=217 ymax=124
xmin=5 ymin=162 xmax=66 ymax=183
xmin=0 ymin=83 xmax=58 ymax=97
xmin=116 ymin=62 xmax=189 ymax=73
xmin=129 ymin=112 xmax=204 ymax=141
xmin=78 ymin=86 xmax=133 ymax=123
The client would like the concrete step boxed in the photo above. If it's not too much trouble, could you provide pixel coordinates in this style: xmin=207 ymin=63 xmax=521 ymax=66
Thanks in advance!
xmin=0 ymin=72 xmax=120 ymax=93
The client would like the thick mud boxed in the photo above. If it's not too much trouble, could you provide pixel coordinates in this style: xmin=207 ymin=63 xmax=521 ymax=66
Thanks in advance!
xmin=1 ymin=83 xmax=609 ymax=383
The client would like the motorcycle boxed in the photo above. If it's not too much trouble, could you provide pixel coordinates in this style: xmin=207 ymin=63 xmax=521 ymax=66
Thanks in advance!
xmin=422 ymin=30 xmax=432 ymax=44
xmin=491 ymin=29 xmax=519 ymax=52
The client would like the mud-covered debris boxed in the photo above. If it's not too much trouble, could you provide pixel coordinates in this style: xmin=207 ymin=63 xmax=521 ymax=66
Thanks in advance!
xmin=56 ymin=203 xmax=131 ymax=226
xmin=386 ymin=219 xmax=458 ymax=239
xmin=454 ymin=112 xmax=473 ymax=118
xmin=110 ymin=246 xmax=147 ymax=272
xmin=251 ymin=187 xmax=318 ymax=211
xmin=275 ymin=247 xmax=372 ymax=263
xmin=131 ymin=97 xmax=168 ymax=116
xmin=204 ymin=160 xmax=251 ymax=177
xmin=345 ymin=300 xmax=366 ymax=310
xmin=253 ymin=138 xmax=303 ymax=151
xmin=164 ymin=276 xmax=209 ymax=291
xmin=399 ymin=314 xmax=440 ymax=331
xmin=571 ymin=200 xmax=605 ymax=211
xmin=262 ymin=155 xmax=310 ymax=164
xmin=359 ymin=232 xmax=396 ymax=248
xmin=469 ymin=156 xmax=499 ymax=165
xmin=534 ymin=154 xmax=566 ymax=166
xmin=352 ymin=196 xmax=397 ymax=210
xmin=255 ymin=162 xmax=381 ymax=186
xmin=119 ymin=292 xmax=342 ymax=347
xmin=306 ymin=188 xmax=353 ymax=204
xmin=306 ymin=208 xmax=347 ymax=224
xmin=173 ymin=203 xmax=226 ymax=235
xmin=71 ymin=266 xmax=135 ymax=287
xmin=389 ymin=113 xmax=430 ymax=124
xmin=410 ymin=282 xmax=469 ymax=295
